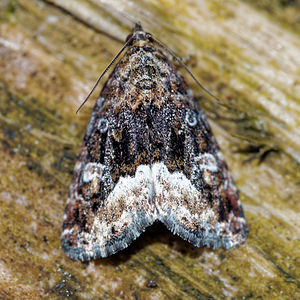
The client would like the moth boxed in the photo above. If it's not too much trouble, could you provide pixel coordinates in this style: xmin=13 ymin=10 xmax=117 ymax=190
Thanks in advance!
xmin=61 ymin=24 xmax=247 ymax=261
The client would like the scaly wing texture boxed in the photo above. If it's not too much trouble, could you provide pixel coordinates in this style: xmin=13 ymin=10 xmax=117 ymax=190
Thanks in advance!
xmin=61 ymin=49 xmax=158 ymax=260
xmin=62 ymin=36 xmax=247 ymax=261
xmin=150 ymin=101 xmax=247 ymax=249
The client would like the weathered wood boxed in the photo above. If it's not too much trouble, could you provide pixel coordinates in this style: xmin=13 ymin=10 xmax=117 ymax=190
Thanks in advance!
xmin=0 ymin=0 xmax=299 ymax=298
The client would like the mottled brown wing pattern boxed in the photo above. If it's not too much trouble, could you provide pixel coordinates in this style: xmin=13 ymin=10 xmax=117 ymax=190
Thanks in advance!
xmin=61 ymin=24 xmax=247 ymax=261
xmin=62 ymin=96 xmax=157 ymax=261
xmin=150 ymin=102 xmax=247 ymax=249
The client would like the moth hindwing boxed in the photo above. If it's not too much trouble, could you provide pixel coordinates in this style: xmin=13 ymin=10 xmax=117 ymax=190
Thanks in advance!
xmin=61 ymin=24 xmax=247 ymax=261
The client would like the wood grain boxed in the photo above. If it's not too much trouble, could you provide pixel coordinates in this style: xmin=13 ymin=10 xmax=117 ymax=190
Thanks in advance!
xmin=0 ymin=0 xmax=299 ymax=298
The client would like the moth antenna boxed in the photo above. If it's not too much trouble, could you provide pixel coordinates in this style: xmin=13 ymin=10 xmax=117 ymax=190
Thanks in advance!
xmin=76 ymin=35 xmax=134 ymax=114
xmin=151 ymin=37 xmax=223 ymax=106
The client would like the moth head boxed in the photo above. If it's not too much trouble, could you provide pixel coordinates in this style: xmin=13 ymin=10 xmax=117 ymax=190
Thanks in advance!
xmin=126 ymin=22 xmax=153 ymax=47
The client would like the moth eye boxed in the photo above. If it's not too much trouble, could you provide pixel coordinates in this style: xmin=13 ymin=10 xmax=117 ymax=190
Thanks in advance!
xmin=185 ymin=110 xmax=198 ymax=127
xmin=98 ymin=118 xmax=108 ymax=133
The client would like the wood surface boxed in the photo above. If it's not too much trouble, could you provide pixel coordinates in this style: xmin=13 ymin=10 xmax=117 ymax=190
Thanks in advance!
xmin=0 ymin=0 xmax=299 ymax=298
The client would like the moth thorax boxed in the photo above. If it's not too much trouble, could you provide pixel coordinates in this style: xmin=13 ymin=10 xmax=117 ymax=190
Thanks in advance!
xmin=132 ymin=32 xmax=152 ymax=47
xmin=132 ymin=63 xmax=157 ymax=90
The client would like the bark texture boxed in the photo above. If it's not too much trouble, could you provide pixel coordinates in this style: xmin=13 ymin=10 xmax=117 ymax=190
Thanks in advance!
xmin=0 ymin=0 xmax=299 ymax=298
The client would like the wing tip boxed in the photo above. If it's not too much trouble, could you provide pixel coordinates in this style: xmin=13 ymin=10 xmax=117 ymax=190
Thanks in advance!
xmin=160 ymin=216 xmax=248 ymax=251
xmin=61 ymin=237 xmax=126 ymax=261
xmin=61 ymin=213 xmax=156 ymax=261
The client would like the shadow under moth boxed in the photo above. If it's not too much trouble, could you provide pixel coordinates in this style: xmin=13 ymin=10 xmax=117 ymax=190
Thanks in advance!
xmin=61 ymin=24 xmax=247 ymax=261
